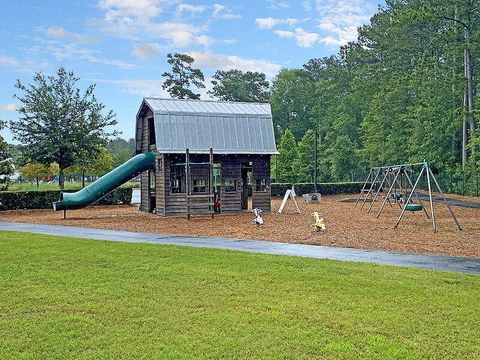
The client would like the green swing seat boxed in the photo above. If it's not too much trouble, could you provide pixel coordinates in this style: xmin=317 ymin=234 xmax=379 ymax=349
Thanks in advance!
xmin=405 ymin=203 xmax=423 ymax=212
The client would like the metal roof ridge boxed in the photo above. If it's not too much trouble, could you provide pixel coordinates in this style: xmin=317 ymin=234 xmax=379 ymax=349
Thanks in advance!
xmin=143 ymin=97 xmax=270 ymax=106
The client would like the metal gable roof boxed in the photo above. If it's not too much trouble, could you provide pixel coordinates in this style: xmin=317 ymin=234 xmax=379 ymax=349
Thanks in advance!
xmin=144 ymin=97 xmax=272 ymax=115
xmin=139 ymin=98 xmax=278 ymax=155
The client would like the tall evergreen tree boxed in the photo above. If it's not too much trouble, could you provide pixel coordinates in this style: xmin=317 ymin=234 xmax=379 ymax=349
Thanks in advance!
xmin=277 ymin=129 xmax=298 ymax=183
xmin=162 ymin=53 xmax=205 ymax=99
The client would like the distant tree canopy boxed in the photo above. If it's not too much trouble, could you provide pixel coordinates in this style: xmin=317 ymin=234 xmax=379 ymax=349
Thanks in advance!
xmin=162 ymin=53 xmax=205 ymax=99
xmin=270 ymin=0 xmax=480 ymax=183
xmin=10 ymin=67 xmax=117 ymax=189
xmin=209 ymin=69 xmax=270 ymax=102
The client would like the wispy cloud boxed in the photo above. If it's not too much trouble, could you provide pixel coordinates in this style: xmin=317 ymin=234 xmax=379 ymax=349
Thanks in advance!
xmin=133 ymin=43 xmax=160 ymax=59
xmin=255 ymin=17 xmax=299 ymax=30
xmin=45 ymin=27 xmax=99 ymax=44
xmin=30 ymin=40 xmax=136 ymax=69
xmin=189 ymin=51 xmax=281 ymax=79
xmin=0 ymin=54 xmax=18 ymax=67
xmin=274 ymin=28 xmax=319 ymax=48
xmin=266 ymin=0 xmax=290 ymax=9
xmin=212 ymin=4 xmax=241 ymax=20
xmin=0 ymin=104 xmax=16 ymax=112
xmin=94 ymin=78 xmax=168 ymax=97
xmin=177 ymin=3 xmax=206 ymax=14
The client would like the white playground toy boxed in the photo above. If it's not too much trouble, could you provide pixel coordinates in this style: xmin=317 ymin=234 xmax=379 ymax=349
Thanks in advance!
xmin=277 ymin=186 xmax=300 ymax=214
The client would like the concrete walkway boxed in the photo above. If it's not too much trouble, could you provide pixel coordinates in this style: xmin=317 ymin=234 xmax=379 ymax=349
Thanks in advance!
xmin=1 ymin=221 xmax=479 ymax=275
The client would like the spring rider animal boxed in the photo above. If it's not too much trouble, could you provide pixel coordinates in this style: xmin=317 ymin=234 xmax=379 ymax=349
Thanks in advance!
xmin=311 ymin=212 xmax=326 ymax=232
xmin=252 ymin=208 xmax=264 ymax=226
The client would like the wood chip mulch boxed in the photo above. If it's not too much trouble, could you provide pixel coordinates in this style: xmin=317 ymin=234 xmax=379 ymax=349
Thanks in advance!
xmin=1 ymin=195 xmax=479 ymax=258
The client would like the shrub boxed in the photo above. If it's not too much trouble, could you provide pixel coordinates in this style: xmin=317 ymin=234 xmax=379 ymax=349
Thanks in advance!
xmin=271 ymin=182 xmax=365 ymax=196
xmin=0 ymin=187 xmax=132 ymax=211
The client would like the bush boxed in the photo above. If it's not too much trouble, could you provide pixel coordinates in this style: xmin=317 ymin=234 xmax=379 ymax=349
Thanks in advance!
xmin=0 ymin=187 xmax=132 ymax=211
xmin=271 ymin=182 xmax=365 ymax=196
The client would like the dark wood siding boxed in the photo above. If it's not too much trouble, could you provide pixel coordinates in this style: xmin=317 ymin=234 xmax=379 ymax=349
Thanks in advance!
xmin=252 ymin=156 xmax=271 ymax=212
xmin=220 ymin=157 xmax=242 ymax=213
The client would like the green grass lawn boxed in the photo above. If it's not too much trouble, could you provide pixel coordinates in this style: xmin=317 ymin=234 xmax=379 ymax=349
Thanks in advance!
xmin=0 ymin=231 xmax=479 ymax=359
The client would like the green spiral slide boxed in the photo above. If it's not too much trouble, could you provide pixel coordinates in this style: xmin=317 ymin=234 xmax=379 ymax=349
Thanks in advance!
xmin=53 ymin=151 xmax=155 ymax=211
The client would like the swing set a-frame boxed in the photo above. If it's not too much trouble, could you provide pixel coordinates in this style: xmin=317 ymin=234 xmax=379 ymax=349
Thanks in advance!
xmin=355 ymin=161 xmax=461 ymax=233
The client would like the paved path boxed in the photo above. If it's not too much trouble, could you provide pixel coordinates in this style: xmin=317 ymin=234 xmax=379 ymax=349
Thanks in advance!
xmin=1 ymin=221 xmax=479 ymax=275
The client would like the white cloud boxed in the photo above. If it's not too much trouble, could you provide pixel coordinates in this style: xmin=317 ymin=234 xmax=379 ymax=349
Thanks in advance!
xmin=189 ymin=51 xmax=281 ymax=79
xmin=255 ymin=17 xmax=298 ymax=29
xmin=95 ymin=0 xmax=213 ymax=48
xmin=45 ymin=27 xmax=99 ymax=44
xmin=212 ymin=4 xmax=241 ymax=20
xmin=95 ymin=78 xmax=168 ymax=97
xmin=97 ymin=0 xmax=167 ymax=18
xmin=133 ymin=43 xmax=159 ymax=59
xmin=1 ymin=104 xmax=16 ymax=112
xmin=266 ymin=0 xmax=290 ymax=9
xmin=177 ymin=3 xmax=205 ymax=13
xmin=274 ymin=27 xmax=319 ymax=47
xmin=0 ymin=54 xmax=18 ymax=67
xmin=315 ymin=0 xmax=375 ymax=46
xmin=302 ymin=0 xmax=312 ymax=12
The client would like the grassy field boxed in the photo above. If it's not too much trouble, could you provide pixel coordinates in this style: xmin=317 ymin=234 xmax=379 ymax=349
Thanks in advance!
xmin=5 ymin=181 xmax=140 ymax=192
xmin=0 ymin=231 xmax=479 ymax=359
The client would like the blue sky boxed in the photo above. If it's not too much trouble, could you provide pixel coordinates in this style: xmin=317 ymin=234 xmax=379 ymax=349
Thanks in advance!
xmin=0 ymin=0 xmax=382 ymax=143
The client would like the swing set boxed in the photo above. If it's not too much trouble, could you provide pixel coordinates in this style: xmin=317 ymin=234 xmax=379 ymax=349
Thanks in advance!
xmin=355 ymin=161 xmax=461 ymax=233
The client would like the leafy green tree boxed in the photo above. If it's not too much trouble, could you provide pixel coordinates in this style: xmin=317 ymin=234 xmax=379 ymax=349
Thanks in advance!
xmin=0 ymin=120 xmax=14 ymax=190
xmin=19 ymin=162 xmax=47 ymax=188
xmin=277 ymin=129 xmax=298 ymax=183
xmin=10 ymin=67 xmax=117 ymax=189
xmin=106 ymin=137 xmax=135 ymax=167
xmin=65 ymin=147 xmax=113 ymax=187
xmin=162 ymin=53 xmax=205 ymax=99
xmin=209 ymin=69 xmax=270 ymax=102
xmin=270 ymin=69 xmax=316 ymax=140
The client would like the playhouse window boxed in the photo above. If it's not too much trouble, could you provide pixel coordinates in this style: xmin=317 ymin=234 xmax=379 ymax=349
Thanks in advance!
xmin=224 ymin=178 xmax=237 ymax=192
xmin=149 ymin=170 xmax=156 ymax=191
xmin=192 ymin=179 xmax=207 ymax=193
xmin=255 ymin=178 xmax=267 ymax=192
xmin=171 ymin=176 xmax=183 ymax=193
xmin=148 ymin=117 xmax=156 ymax=146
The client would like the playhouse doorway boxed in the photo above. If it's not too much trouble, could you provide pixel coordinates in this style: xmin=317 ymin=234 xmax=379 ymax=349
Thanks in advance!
xmin=241 ymin=163 xmax=252 ymax=210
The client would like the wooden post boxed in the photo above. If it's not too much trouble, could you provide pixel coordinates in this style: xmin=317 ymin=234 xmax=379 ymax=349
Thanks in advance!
xmin=186 ymin=148 xmax=190 ymax=220
xmin=210 ymin=148 xmax=214 ymax=219
xmin=63 ymin=209 xmax=66 ymax=220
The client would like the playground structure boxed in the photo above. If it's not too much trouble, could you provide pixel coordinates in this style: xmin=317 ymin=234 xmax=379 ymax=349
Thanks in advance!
xmin=355 ymin=161 xmax=462 ymax=233
xmin=53 ymin=98 xmax=278 ymax=218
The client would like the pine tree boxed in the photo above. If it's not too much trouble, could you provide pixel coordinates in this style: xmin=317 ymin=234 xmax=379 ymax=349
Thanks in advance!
xmin=162 ymin=53 xmax=205 ymax=99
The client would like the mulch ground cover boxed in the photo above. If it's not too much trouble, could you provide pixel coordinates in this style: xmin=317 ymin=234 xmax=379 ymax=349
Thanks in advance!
xmin=1 ymin=194 xmax=479 ymax=258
